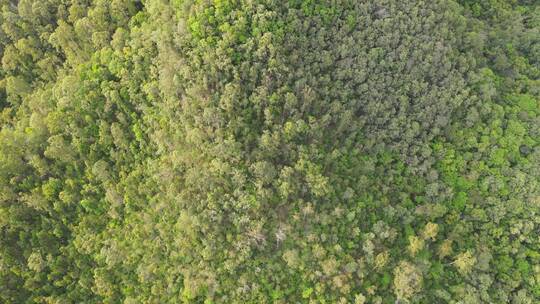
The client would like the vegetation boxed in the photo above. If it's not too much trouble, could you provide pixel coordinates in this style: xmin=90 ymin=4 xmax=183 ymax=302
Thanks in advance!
xmin=0 ymin=0 xmax=538 ymax=303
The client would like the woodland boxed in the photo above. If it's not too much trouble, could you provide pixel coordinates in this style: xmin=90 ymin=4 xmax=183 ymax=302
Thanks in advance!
xmin=0 ymin=0 xmax=539 ymax=303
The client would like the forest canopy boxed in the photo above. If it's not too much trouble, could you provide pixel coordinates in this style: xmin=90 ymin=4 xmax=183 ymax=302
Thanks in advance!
xmin=0 ymin=0 xmax=539 ymax=303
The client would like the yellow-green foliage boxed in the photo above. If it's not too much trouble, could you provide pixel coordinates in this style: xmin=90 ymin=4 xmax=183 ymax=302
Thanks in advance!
xmin=393 ymin=261 xmax=423 ymax=301
xmin=0 ymin=0 xmax=538 ymax=303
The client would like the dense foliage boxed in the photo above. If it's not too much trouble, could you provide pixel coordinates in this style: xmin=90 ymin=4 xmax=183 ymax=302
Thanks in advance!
xmin=0 ymin=0 xmax=538 ymax=303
